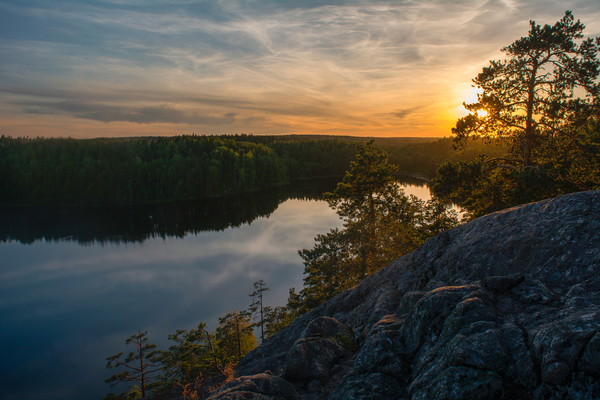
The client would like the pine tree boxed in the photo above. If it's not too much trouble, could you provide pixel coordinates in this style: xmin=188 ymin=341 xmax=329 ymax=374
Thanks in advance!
xmin=298 ymin=141 xmax=458 ymax=311
xmin=433 ymin=11 xmax=600 ymax=217
xmin=215 ymin=310 xmax=257 ymax=362
xmin=157 ymin=322 xmax=222 ymax=391
xmin=248 ymin=280 xmax=270 ymax=342
xmin=104 ymin=331 xmax=162 ymax=399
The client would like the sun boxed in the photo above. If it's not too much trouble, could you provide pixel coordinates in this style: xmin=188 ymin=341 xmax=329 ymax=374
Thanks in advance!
xmin=464 ymin=86 xmax=483 ymax=105
xmin=453 ymin=86 xmax=484 ymax=118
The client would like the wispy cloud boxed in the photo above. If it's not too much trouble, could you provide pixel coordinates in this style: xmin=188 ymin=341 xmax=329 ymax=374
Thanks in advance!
xmin=393 ymin=107 xmax=421 ymax=119
xmin=46 ymin=101 xmax=238 ymax=125
xmin=0 ymin=0 xmax=598 ymax=137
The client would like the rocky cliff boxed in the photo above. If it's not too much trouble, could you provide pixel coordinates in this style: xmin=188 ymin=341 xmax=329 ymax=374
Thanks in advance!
xmin=208 ymin=190 xmax=600 ymax=400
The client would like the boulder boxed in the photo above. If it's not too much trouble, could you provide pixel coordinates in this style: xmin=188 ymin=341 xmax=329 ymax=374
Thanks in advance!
xmin=206 ymin=374 xmax=300 ymax=400
xmin=214 ymin=190 xmax=600 ymax=399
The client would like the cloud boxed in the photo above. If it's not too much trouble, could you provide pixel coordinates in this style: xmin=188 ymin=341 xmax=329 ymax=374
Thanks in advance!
xmin=0 ymin=0 xmax=599 ymax=137
xmin=34 ymin=101 xmax=238 ymax=125
xmin=21 ymin=107 xmax=54 ymax=115
xmin=393 ymin=107 xmax=421 ymax=119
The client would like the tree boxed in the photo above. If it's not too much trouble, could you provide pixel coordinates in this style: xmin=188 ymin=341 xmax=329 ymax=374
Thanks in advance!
xmin=104 ymin=331 xmax=162 ymax=399
xmin=248 ymin=280 xmax=269 ymax=342
xmin=215 ymin=310 xmax=257 ymax=363
xmin=433 ymin=11 xmax=600 ymax=217
xmin=297 ymin=141 xmax=458 ymax=311
xmin=156 ymin=322 xmax=223 ymax=392
xmin=263 ymin=305 xmax=296 ymax=339
xmin=323 ymin=140 xmax=400 ymax=276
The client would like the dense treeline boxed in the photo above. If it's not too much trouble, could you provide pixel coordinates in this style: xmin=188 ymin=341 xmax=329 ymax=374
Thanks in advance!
xmin=383 ymin=138 xmax=507 ymax=178
xmin=268 ymin=140 xmax=356 ymax=178
xmin=229 ymin=133 xmax=508 ymax=179
xmin=0 ymin=134 xmax=504 ymax=206
xmin=0 ymin=135 xmax=354 ymax=205
xmin=0 ymin=135 xmax=289 ymax=205
xmin=216 ymin=133 xmax=436 ymax=146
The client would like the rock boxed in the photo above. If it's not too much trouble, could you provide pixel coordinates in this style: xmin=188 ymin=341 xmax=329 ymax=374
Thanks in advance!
xmin=483 ymin=273 xmax=524 ymax=293
xmin=281 ymin=317 xmax=355 ymax=398
xmin=282 ymin=337 xmax=351 ymax=383
xmin=411 ymin=366 xmax=503 ymax=400
xmin=353 ymin=314 xmax=408 ymax=378
xmin=329 ymin=372 xmax=405 ymax=400
xmin=225 ymin=190 xmax=600 ymax=400
xmin=206 ymin=374 xmax=300 ymax=400
xmin=299 ymin=317 xmax=354 ymax=342
xmin=579 ymin=332 xmax=600 ymax=372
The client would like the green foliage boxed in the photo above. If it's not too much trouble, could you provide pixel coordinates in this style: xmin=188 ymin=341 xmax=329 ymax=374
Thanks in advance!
xmin=296 ymin=141 xmax=458 ymax=311
xmin=104 ymin=331 xmax=162 ymax=399
xmin=453 ymin=11 xmax=599 ymax=162
xmin=0 ymin=133 xmax=508 ymax=206
xmin=101 ymin=387 xmax=142 ymax=400
xmin=263 ymin=305 xmax=296 ymax=339
xmin=384 ymin=137 xmax=507 ymax=178
xmin=267 ymin=140 xmax=356 ymax=179
xmin=215 ymin=310 xmax=257 ymax=363
xmin=432 ymin=11 xmax=600 ymax=217
xmin=155 ymin=322 xmax=222 ymax=392
xmin=245 ymin=284 xmax=302 ymax=340
xmin=108 ymin=310 xmax=260 ymax=397
xmin=0 ymin=135 xmax=287 ymax=205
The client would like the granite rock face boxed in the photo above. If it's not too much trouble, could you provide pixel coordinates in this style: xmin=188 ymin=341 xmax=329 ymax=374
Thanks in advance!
xmin=213 ymin=190 xmax=600 ymax=400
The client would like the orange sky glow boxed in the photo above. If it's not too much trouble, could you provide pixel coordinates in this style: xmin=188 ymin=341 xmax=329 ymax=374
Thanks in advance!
xmin=0 ymin=1 xmax=598 ymax=139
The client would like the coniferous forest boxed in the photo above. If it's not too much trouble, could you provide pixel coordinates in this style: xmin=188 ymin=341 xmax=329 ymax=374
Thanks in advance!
xmin=0 ymin=134 xmax=504 ymax=206
xmin=2 ymin=6 xmax=600 ymax=400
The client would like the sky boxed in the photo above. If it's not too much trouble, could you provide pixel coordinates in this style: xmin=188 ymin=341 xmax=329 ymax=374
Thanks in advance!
xmin=0 ymin=0 xmax=599 ymax=139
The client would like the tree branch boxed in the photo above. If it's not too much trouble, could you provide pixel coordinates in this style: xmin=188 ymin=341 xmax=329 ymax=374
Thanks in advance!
xmin=485 ymin=157 xmax=524 ymax=164
xmin=484 ymin=164 xmax=521 ymax=172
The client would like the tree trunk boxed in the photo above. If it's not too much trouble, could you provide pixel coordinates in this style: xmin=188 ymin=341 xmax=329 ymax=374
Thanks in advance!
xmin=139 ymin=340 xmax=146 ymax=398
xmin=367 ymin=191 xmax=376 ymax=274
xmin=524 ymin=61 xmax=539 ymax=167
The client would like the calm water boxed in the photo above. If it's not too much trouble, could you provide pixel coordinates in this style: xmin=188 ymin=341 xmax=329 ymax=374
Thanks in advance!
xmin=0 ymin=177 xmax=433 ymax=400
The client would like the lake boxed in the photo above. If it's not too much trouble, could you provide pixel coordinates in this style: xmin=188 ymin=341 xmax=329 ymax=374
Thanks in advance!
xmin=0 ymin=177 xmax=434 ymax=400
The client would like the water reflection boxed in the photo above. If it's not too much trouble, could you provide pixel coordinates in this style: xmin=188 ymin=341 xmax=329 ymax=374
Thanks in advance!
xmin=0 ymin=176 xmax=434 ymax=246
xmin=0 ymin=178 xmax=341 ymax=245
xmin=0 ymin=176 xmax=435 ymax=400
xmin=0 ymin=199 xmax=345 ymax=400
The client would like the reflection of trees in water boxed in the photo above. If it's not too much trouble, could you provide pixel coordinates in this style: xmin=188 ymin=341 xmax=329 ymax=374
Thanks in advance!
xmin=0 ymin=176 xmax=429 ymax=245
xmin=0 ymin=178 xmax=335 ymax=245
xmin=393 ymin=174 xmax=429 ymax=187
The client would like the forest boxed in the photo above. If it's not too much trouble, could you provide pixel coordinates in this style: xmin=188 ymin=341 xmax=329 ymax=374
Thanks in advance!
xmin=97 ymin=14 xmax=600 ymax=398
xmin=0 ymin=134 xmax=502 ymax=206
xmin=98 ymin=140 xmax=464 ymax=400
xmin=4 ymin=10 xmax=600 ymax=400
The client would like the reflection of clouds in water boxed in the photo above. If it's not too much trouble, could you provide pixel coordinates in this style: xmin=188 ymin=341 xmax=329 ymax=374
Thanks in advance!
xmin=0 ymin=199 xmax=343 ymax=332
xmin=3 ymin=190 xmax=456 ymax=399
xmin=3 ymin=208 xmax=330 ymax=398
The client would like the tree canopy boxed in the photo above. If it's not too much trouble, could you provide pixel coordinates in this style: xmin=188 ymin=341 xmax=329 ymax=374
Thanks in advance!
xmin=156 ymin=322 xmax=222 ymax=392
xmin=215 ymin=310 xmax=257 ymax=363
xmin=433 ymin=11 xmax=600 ymax=217
xmin=297 ymin=141 xmax=458 ymax=311
xmin=105 ymin=311 xmax=258 ymax=397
